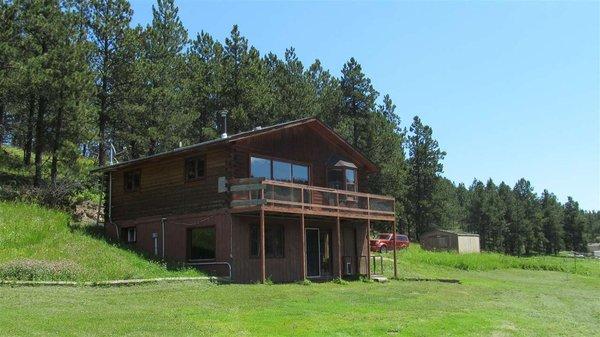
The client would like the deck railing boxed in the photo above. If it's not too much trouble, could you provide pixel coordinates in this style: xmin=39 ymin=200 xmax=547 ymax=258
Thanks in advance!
xmin=229 ymin=178 xmax=395 ymax=219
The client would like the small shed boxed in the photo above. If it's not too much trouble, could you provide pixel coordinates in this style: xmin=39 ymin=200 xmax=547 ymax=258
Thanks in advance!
xmin=587 ymin=243 xmax=600 ymax=257
xmin=420 ymin=230 xmax=480 ymax=253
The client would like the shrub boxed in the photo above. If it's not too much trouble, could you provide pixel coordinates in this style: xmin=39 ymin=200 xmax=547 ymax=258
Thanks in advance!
xmin=297 ymin=278 xmax=312 ymax=286
xmin=332 ymin=277 xmax=349 ymax=285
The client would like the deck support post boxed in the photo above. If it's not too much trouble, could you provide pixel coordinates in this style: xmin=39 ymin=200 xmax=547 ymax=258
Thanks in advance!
xmin=260 ymin=208 xmax=266 ymax=283
xmin=392 ymin=219 xmax=398 ymax=279
xmin=335 ymin=216 xmax=342 ymax=278
xmin=366 ymin=219 xmax=371 ymax=278
xmin=300 ymin=214 xmax=306 ymax=279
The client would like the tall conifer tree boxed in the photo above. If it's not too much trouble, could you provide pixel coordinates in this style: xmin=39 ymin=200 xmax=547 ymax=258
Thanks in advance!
xmin=406 ymin=116 xmax=446 ymax=239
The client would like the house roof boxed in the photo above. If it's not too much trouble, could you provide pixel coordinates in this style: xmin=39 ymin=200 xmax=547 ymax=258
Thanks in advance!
xmin=92 ymin=117 xmax=379 ymax=173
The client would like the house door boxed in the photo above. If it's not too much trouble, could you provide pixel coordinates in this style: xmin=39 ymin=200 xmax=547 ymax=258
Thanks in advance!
xmin=342 ymin=227 xmax=357 ymax=275
xmin=305 ymin=228 xmax=333 ymax=278
xmin=306 ymin=229 xmax=320 ymax=277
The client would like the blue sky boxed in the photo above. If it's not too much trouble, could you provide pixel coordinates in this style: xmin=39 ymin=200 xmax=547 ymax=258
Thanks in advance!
xmin=130 ymin=0 xmax=599 ymax=210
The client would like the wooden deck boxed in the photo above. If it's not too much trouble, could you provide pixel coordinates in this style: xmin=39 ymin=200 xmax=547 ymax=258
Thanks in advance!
xmin=228 ymin=178 xmax=398 ymax=283
xmin=228 ymin=178 xmax=396 ymax=221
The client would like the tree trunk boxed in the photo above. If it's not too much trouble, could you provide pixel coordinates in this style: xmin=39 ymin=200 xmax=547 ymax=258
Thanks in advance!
xmin=98 ymin=98 xmax=107 ymax=166
xmin=148 ymin=139 xmax=157 ymax=156
xmin=0 ymin=102 xmax=5 ymax=147
xmin=24 ymin=97 xmax=36 ymax=166
xmin=352 ymin=121 xmax=358 ymax=148
xmin=50 ymin=106 xmax=63 ymax=185
xmin=34 ymin=95 xmax=46 ymax=187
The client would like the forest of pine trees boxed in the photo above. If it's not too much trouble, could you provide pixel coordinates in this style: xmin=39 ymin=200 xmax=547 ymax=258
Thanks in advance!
xmin=0 ymin=0 xmax=598 ymax=254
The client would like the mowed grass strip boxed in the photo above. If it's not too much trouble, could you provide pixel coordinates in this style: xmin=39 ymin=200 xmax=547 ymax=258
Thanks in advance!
xmin=0 ymin=268 xmax=598 ymax=337
xmin=0 ymin=201 xmax=201 ymax=281
xmin=375 ymin=245 xmax=600 ymax=280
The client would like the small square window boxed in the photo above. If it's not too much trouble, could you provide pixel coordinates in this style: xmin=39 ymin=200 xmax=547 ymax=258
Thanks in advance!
xmin=185 ymin=156 xmax=205 ymax=181
xmin=124 ymin=171 xmax=141 ymax=192
xmin=121 ymin=227 xmax=136 ymax=243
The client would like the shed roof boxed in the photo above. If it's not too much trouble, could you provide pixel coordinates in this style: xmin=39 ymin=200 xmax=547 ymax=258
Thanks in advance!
xmin=422 ymin=229 xmax=480 ymax=237
xmin=92 ymin=117 xmax=378 ymax=173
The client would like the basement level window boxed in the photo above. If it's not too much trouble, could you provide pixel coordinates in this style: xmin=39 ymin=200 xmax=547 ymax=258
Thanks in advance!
xmin=185 ymin=156 xmax=205 ymax=181
xmin=121 ymin=227 xmax=136 ymax=243
xmin=124 ymin=170 xmax=141 ymax=192
xmin=188 ymin=227 xmax=216 ymax=260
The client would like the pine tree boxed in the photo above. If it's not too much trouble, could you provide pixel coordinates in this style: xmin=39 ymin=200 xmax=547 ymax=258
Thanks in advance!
xmin=431 ymin=177 xmax=463 ymax=231
xmin=563 ymin=197 xmax=587 ymax=252
xmin=139 ymin=0 xmax=191 ymax=155
xmin=405 ymin=116 xmax=446 ymax=239
xmin=48 ymin=2 xmax=93 ymax=184
xmin=482 ymin=179 xmax=507 ymax=251
xmin=368 ymin=97 xmax=407 ymax=228
xmin=0 ymin=1 xmax=20 ymax=147
xmin=454 ymin=182 xmax=470 ymax=228
xmin=467 ymin=180 xmax=486 ymax=244
xmin=187 ymin=31 xmax=224 ymax=142
xmin=221 ymin=25 xmax=274 ymax=133
xmin=264 ymin=48 xmax=317 ymax=123
xmin=513 ymin=178 xmax=544 ymax=255
xmin=16 ymin=0 xmax=67 ymax=186
xmin=339 ymin=57 xmax=378 ymax=149
xmin=307 ymin=59 xmax=341 ymax=127
xmin=498 ymin=182 xmax=523 ymax=255
xmin=540 ymin=190 xmax=564 ymax=254
xmin=87 ymin=0 xmax=134 ymax=166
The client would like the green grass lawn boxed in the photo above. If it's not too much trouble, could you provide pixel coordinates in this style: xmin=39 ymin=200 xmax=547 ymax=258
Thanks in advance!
xmin=0 ymin=201 xmax=201 ymax=281
xmin=0 ymin=200 xmax=599 ymax=336
xmin=0 ymin=268 xmax=598 ymax=337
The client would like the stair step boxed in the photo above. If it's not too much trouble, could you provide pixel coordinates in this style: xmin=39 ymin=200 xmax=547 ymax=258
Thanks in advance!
xmin=371 ymin=275 xmax=388 ymax=283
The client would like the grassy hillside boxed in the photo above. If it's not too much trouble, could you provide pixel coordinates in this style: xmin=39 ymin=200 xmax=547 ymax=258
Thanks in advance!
xmin=0 ymin=201 xmax=201 ymax=281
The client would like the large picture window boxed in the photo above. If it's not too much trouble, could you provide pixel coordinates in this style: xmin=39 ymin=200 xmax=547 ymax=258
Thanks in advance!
xmin=250 ymin=157 xmax=271 ymax=179
xmin=250 ymin=224 xmax=285 ymax=258
xmin=273 ymin=160 xmax=292 ymax=182
xmin=250 ymin=156 xmax=309 ymax=185
xmin=188 ymin=227 xmax=216 ymax=260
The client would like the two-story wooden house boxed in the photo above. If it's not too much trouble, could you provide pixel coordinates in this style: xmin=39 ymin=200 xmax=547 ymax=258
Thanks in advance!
xmin=95 ymin=118 xmax=397 ymax=283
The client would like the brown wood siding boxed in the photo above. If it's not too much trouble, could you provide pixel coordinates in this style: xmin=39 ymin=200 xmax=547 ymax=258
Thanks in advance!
xmin=105 ymin=211 xmax=232 ymax=276
xmin=231 ymin=124 xmax=370 ymax=192
xmin=231 ymin=215 xmax=303 ymax=283
xmin=109 ymin=147 xmax=229 ymax=221
xmin=230 ymin=215 xmax=369 ymax=283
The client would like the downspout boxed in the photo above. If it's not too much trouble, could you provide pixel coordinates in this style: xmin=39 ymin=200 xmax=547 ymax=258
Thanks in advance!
xmin=108 ymin=172 xmax=112 ymax=221
xmin=161 ymin=217 xmax=167 ymax=259
xmin=107 ymin=171 xmax=119 ymax=240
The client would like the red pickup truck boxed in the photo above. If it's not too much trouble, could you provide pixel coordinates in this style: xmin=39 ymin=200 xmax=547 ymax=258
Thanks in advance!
xmin=370 ymin=233 xmax=410 ymax=253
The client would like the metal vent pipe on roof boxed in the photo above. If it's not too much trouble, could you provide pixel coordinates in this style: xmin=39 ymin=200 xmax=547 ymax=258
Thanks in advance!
xmin=220 ymin=110 xmax=228 ymax=139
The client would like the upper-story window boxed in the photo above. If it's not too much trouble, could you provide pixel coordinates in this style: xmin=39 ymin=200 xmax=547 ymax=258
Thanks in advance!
xmin=124 ymin=170 xmax=141 ymax=192
xmin=185 ymin=156 xmax=205 ymax=181
xmin=345 ymin=169 xmax=357 ymax=192
xmin=250 ymin=156 xmax=309 ymax=185
xmin=327 ymin=167 xmax=357 ymax=192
